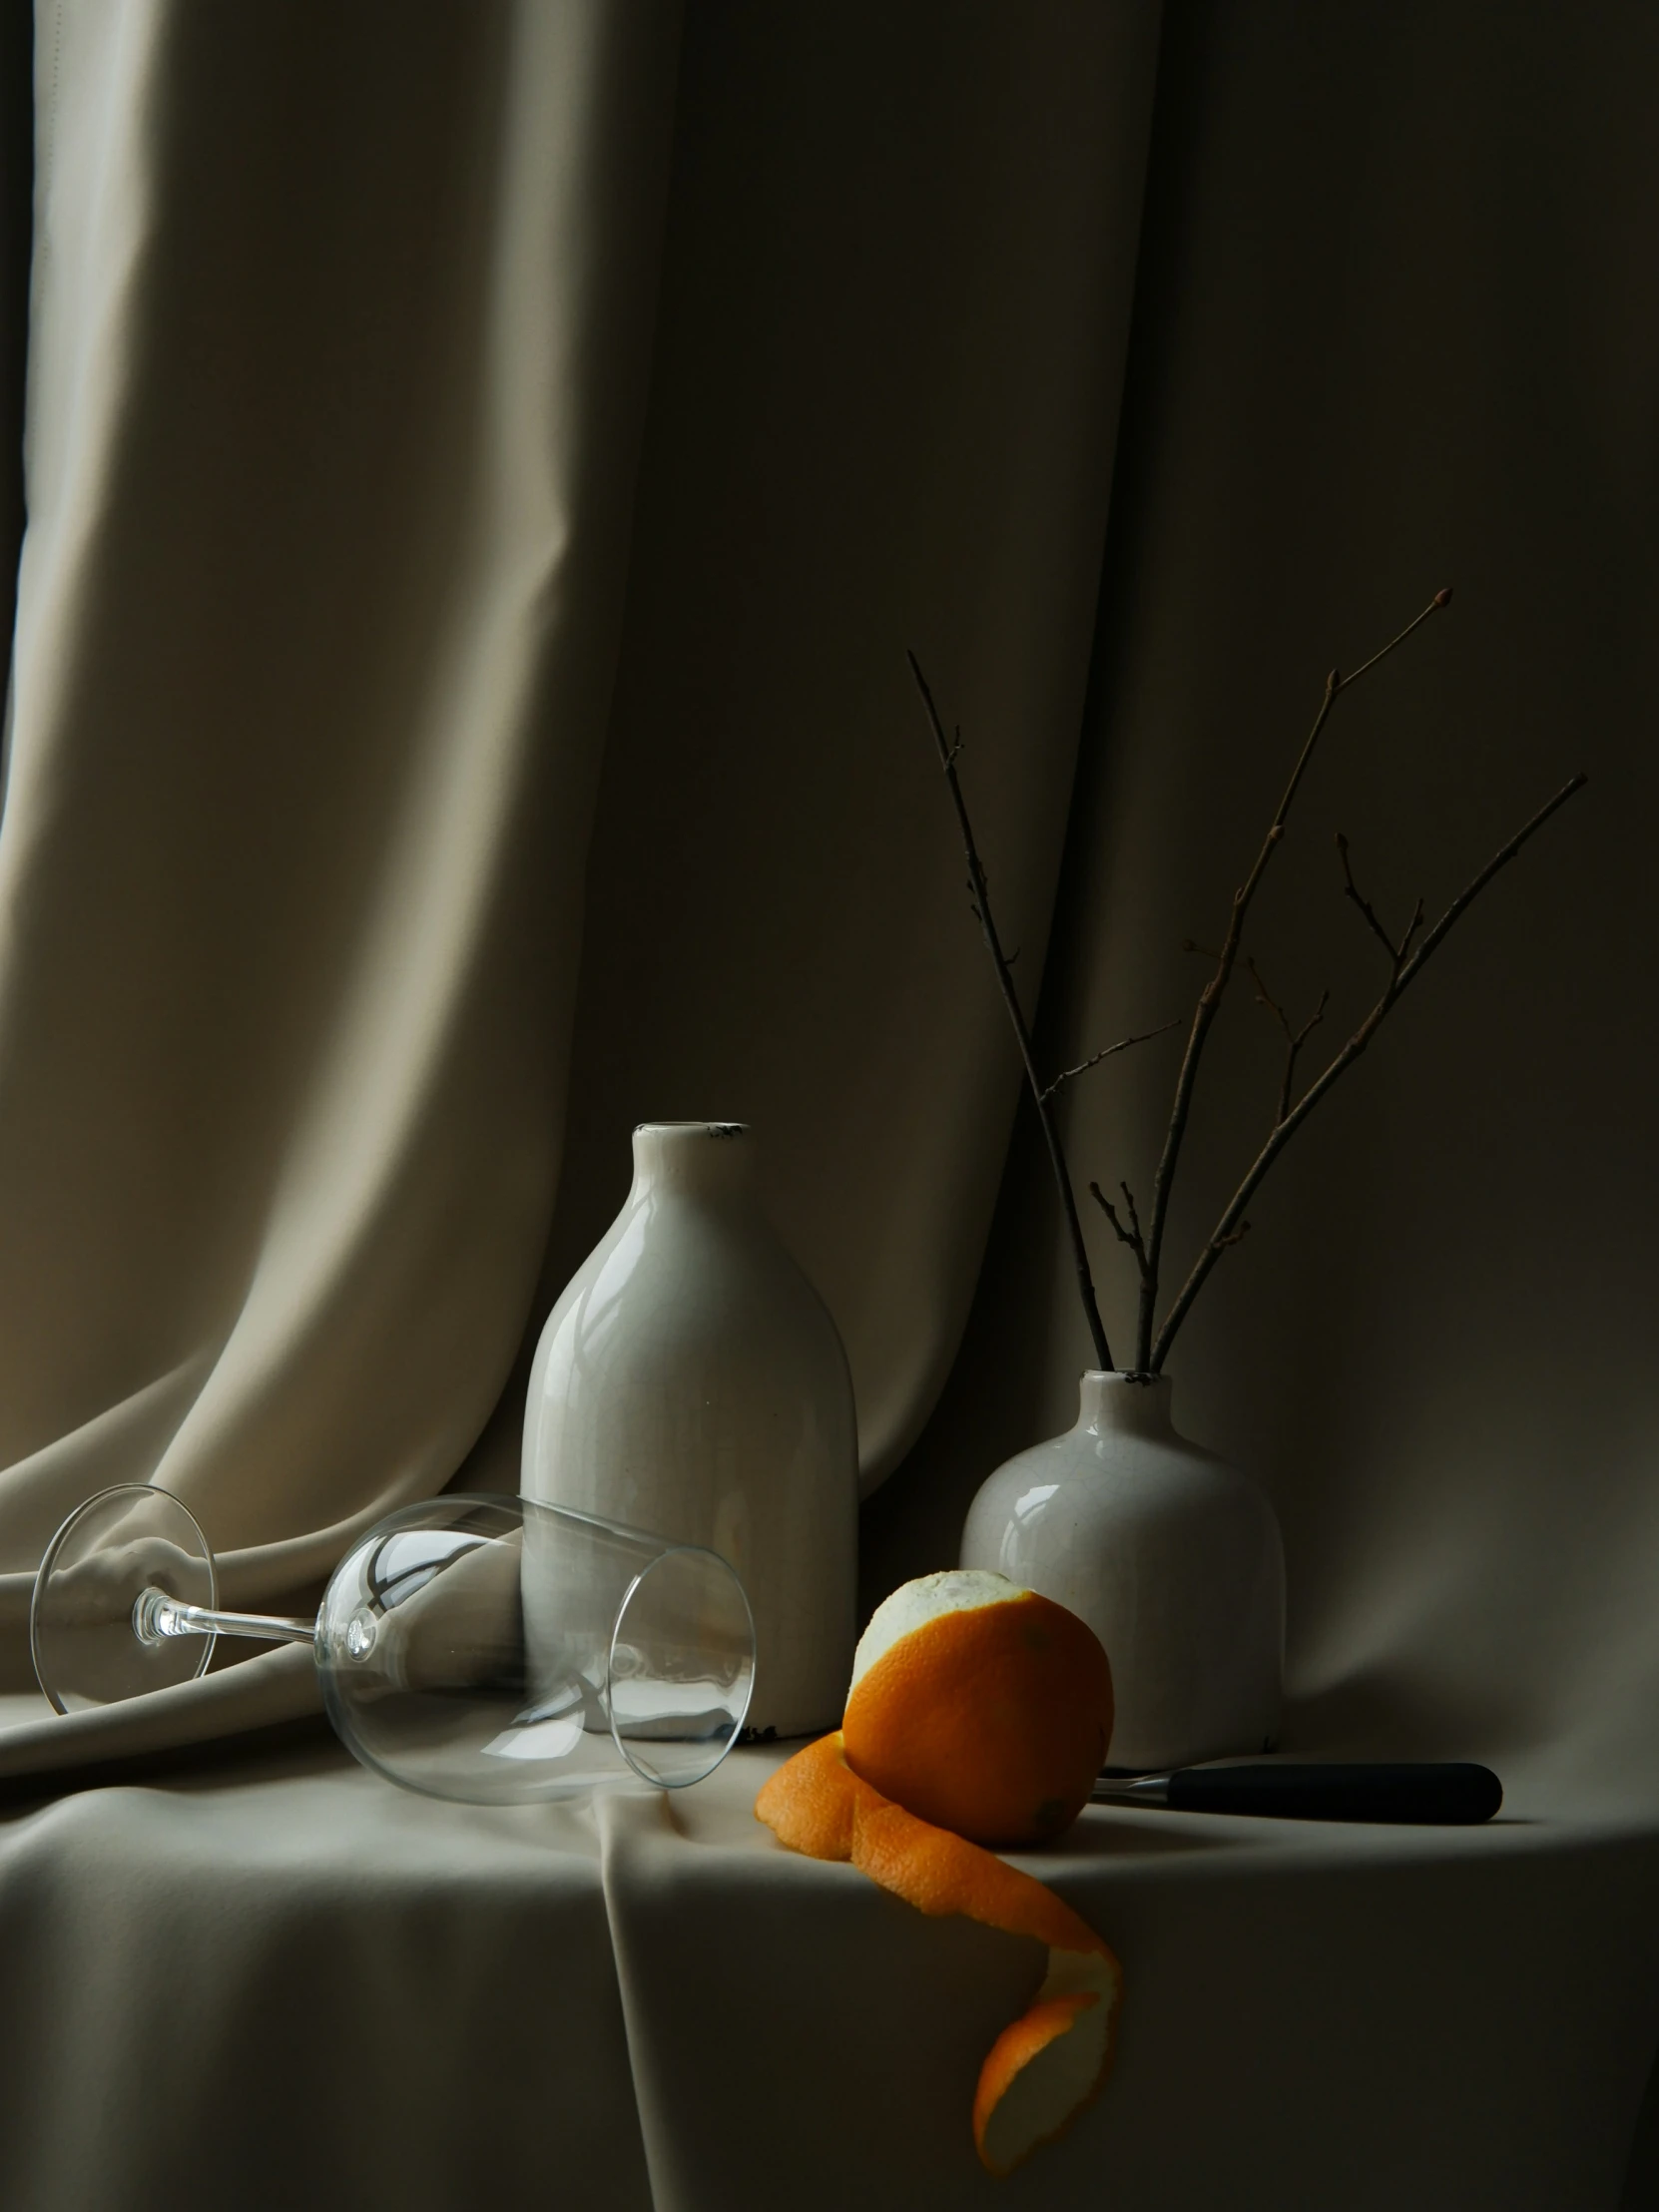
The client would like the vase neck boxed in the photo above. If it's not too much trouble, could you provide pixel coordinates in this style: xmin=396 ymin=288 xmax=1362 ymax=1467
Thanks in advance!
xmin=630 ymin=1121 xmax=758 ymax=1205
xmin=1076 ymin=1370 xmax=1176 ymax=1440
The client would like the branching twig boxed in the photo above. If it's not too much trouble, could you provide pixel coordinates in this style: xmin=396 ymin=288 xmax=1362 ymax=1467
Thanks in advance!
xmin=1147 ymin=770 xmax=1587 ymax=1371
xmin=908 ymin=649 xmax=1115 ymax=1371
xmin=1040 ymin=1020 xmax=1180 ymax=1106
xmin=1089 ymin=1178 xmax=1150 ymax=1279
xmin=1337 ymin=832 xmax=1425 ymax=966
xmin=1131 ymin=589 xmax=1453 ymax=1371
xmin=913 ymin=590 xmax=1582 ymax=1390
xmin=1246 ymin=957 xmax=1331 ymax=1126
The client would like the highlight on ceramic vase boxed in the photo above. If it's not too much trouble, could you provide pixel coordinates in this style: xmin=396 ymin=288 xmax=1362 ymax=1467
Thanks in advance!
xmin=960 ymin=1372 xmax=1284 ymax=1771
xmin=522 ymin=1121 xmax=859 ymax=1739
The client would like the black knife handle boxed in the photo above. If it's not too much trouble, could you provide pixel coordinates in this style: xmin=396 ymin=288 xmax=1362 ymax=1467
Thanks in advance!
xmin=1164 ymin=1762 xmax=1502 ymax=1824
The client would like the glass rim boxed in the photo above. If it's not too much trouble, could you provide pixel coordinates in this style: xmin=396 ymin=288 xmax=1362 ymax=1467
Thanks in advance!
xmin=607 ymin=1540 xmax=757 ymax=1788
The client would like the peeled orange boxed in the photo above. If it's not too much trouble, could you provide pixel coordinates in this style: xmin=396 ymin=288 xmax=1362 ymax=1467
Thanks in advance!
xmin=842 ymin=1568 xmax=1113 ymax=1847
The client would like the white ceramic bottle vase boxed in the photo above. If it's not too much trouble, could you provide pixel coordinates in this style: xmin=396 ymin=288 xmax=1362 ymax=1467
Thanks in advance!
xmin=522 ymin=1122 xmax=858 ymax=1739
xmin=960 ymin=1371 xmax=1284 ymax=1772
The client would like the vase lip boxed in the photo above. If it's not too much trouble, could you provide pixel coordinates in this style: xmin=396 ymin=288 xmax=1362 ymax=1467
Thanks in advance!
xmin=1076 ymin=1367 xmax=1176 ymax=1434
xmin=630 ymin=1120 xmax=759 ymax=1200
xmin=634 ymin=1120 xmax=750 ymax=1139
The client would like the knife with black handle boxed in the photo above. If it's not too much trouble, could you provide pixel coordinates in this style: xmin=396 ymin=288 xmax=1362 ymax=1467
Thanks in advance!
xmin=1091 ymin=1761 xmax=1502 ymax=1824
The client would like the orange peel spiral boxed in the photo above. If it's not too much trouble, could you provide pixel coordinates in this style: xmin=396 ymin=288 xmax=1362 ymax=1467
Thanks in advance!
xmin=757 ymin=1731 xmax=1122 ymax=2177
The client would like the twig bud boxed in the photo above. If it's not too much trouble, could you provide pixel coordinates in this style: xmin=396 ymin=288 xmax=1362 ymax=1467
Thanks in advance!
xmin=1327 ymin=668 xmax=1341 ymax=692
xmin=1433 ymin=586 xmax=1453 ymax=608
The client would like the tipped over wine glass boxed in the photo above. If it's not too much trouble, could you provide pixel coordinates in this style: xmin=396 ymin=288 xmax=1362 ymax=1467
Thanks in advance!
xmin=29 ymin=1485 xmax=756 ymax=1804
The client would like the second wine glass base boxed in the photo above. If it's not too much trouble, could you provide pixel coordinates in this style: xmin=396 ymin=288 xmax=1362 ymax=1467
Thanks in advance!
xmin=31 ymin=1484 xmax=219 ymax=1714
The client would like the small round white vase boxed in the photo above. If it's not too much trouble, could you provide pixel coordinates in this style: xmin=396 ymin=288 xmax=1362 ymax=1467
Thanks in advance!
xmin=959 ymin=1371 xmax=1284 ymax=1772
xmin=521 ymin=1122 xmax=858 ymax=1739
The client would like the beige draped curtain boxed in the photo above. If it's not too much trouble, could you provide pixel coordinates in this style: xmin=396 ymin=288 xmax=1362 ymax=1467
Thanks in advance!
xmin=0 ymin=0 xmax=1656 ymax=1841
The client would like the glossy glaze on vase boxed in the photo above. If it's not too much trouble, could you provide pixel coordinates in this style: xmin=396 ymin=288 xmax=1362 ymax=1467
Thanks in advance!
xmin=522 ymin=1122 xmax=858 ymax=1738
xmin=960 ymin=1372 xmax=1284 ymax=1772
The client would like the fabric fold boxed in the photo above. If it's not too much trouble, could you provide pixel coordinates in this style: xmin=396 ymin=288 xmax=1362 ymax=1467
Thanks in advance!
xmin=0 ymin=0 xmax=684 ymax=1761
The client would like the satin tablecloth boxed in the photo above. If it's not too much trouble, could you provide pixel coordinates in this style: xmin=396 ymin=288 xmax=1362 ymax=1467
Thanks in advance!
xmin=1 ymin=1709 xmax=1654 ymax=2212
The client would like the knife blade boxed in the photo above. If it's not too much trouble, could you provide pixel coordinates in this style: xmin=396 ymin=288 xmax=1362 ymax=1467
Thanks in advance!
xmin=1090 ymin=1761 xmax=1502 ymax=1824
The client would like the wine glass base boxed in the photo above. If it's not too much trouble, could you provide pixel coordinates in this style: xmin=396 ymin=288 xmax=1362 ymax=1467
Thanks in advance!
xmin=31 ymin=1485 xmax=219 ymax=1713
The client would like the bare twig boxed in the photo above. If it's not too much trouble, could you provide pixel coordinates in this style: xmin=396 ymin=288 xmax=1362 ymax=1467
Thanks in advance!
xmin=908 ymin=649 xmax=1115 ymax=1371
xmin=1090 ymin=1179 xmax=1146 ymax=1257
xmin=1147 ymin=770 xmax=1587 ymax=1371
xmin=1132 ymin=590 xmax=1452 ymax=1371
xmin=1039 ymin=1019 xmax=1181 ymax=1105
xmin=1246 ymin=957 xmax=1331 ymax=1125
xmin=1089 ymin=1179 xmax=1153 ymax=1293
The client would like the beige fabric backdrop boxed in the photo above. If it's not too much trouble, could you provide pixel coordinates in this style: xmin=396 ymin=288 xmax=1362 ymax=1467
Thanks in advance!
xmin=0 ymin=0 xmax=687 ymax=1748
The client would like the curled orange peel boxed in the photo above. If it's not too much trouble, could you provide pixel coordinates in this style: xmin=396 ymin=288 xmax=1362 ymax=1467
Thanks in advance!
xmin=756 ymin=1731 xmax=1122 ymax=2177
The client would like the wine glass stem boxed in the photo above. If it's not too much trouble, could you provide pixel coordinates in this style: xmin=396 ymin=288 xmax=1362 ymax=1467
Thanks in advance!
xmin=132 ymin=1586 xmax=316 ymax=1649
